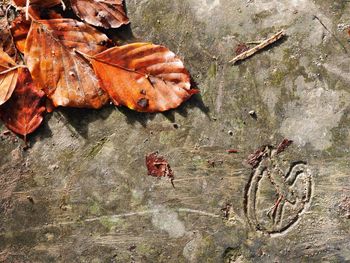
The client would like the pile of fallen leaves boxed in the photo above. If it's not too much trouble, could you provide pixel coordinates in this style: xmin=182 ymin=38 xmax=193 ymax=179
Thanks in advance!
xmin=0 ymin=0 xmax=198 ymax=141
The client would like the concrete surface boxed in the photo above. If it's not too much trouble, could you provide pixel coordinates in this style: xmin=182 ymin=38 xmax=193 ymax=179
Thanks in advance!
xmin=1 ymin=0 xmax=350 ymax=262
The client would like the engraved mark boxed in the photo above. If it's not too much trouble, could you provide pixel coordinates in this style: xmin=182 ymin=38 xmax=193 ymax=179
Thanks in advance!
xmin=243 ymin=143 xmax=313 ymax=235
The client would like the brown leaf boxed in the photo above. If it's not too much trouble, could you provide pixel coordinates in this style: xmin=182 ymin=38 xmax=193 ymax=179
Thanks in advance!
xmin=71 ymin=0 xmax=129 ymax=29
xmin=246 ymin=146 xmax=266 ymax=168
xmin=0 ymin=49 xmax=18 ymax=106
xmin=276 ymin=138 xmax=293 ymax=154
xmin=145 ymin=152 xmax=174 ymax=187
xmin=87 ymin=43 xmax=198 ymax=112
xmin=12 ymin=0 xmax=61 ymax=8
xmin=11 ymin=8 xmax=65 ymax=54
xmin=0 ymin=67 xmax=45 ymax=137
xmin=11 ymin=13 xmax=31 ymax=54
xmin=24 ymin=19 xmax=110 ymax=108
xmin=235 ymin=43 xmax=249 ymax=56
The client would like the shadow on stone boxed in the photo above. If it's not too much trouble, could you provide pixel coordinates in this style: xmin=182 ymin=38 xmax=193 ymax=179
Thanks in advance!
xmin=28 ymin=112 xmax=54 ymax=147
xmin=117 ymin=107 xmax=156 ymax=127
xmin=55 ymin=105 xmax=114 ymax=139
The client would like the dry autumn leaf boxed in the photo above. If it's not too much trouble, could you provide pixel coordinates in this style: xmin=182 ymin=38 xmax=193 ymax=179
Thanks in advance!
xmin=12 ymin=0 xmax=62 ymax=8
xmin=11 ymin=13 xmax=31 ymax=53
xmin=11 ymin=9 xmax=64 ymax=54
xmin=145 ymin=152 xmax=175 ymax=187
xmin=0 ymin=67 xmax=45 ymax=138
xmin=24 ymin=18 xmax=110 ymax=108
xmin=71 ymin=0 xmax=129 ymax=29
xmin=0 ymin=49 xmax=18 ymax=106
xmin=85 ymin=42 xmax=198 ymax=112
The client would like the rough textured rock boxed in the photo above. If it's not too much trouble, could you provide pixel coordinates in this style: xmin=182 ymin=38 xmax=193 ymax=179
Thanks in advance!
xmin=1 ymin=0 xmax=350 ymax=262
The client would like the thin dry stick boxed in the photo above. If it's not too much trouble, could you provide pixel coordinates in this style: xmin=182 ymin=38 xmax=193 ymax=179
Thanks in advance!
xmin=229 ymin=30 xmax=285 ymax=64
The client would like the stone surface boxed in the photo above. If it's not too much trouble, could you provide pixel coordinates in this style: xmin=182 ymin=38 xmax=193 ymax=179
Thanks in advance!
xmin=1 ymin=0 xmax=350 ymax=262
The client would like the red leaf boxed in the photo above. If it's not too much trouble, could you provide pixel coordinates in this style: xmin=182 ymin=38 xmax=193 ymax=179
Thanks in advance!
xmin=0 ymin=67 xmax=45 ymax=138
xmin=146 ymin=152 xmax=174 ymax=187
xmin=276 ymin=139 xmax=293 ymax=154
xmin=235 ymin=43 xmax=249 ymax=56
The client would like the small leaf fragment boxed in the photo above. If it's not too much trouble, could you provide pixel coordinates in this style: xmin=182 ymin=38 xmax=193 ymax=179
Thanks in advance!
xmin=0 ymin=67 xmax=45 ymax=137
xmin=146 ymin=152 xmax=174 ymax=187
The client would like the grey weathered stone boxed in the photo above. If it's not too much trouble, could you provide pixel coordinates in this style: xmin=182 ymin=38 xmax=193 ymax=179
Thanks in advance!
xmin=1 ymin=0 xmax=350 ymax=262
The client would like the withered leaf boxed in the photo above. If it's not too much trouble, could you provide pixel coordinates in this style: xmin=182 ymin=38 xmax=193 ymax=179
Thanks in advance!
xmin=146 ymin=152 xmax=174 ymax=187
xmin=71 ymin=0 xmax=129 ymax=29
xmin=276 ymin=138 xmax=293 ymax=154
xmin=0 ymin=49 xmax=18 ymax=106
xmin=0 ymin=67 xmax=45 ymax=137
xmin=11 ymin=12 xmax=31 ymax=54
xmin=235 ymin=43 xmax=249 ymax=56
xmin=12 ymin=0 xmax=62 ymax=8
xmin=11 ymin=9 xmax=64 ymax=54
xmin=87 ymin=43 xmax=199 ymax=112
xmin=24 ymin=19 xmax=110 ymax=108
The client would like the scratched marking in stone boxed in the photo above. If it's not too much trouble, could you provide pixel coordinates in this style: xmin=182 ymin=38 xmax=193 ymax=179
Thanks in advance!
xmin=244 ymin=145 xmax=313 ymax=235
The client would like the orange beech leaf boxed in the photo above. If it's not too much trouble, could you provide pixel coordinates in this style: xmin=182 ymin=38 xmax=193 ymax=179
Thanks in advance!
xmin=0 ymin=68 xmax=45 ymax=138
xmin=86 ymin=43 xmax=199 ymax=112
xmin=0 ymin=49 xmax=19 ymax=106
xmin=24 ymin=19 xmax=110 ymax=109
xmin=71 ymin=0 xmax=129 ymax=29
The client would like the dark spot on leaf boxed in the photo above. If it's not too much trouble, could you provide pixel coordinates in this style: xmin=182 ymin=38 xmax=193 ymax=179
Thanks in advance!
xmin=137 ymin=98 xmax=149 ymax=108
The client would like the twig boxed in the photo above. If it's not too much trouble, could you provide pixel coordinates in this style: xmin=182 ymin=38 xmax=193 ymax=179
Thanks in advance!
xmin=313 ymin=15 xmax=348 ymax=54
xmin=229 ymin=30 xmax=285 ymax=64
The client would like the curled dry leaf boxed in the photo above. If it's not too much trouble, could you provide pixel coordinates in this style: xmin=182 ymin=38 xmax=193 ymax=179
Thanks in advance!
xmin=0 ymin=49 xmax=18 ymax=106
xmin=146 ymin=152 xmax=174 ymax=187
xmin=71 ymin=0 xmax=129 ymax=29
xmin=0 ymin=67 xmax=45 ymax=137
xmin=86 ymin=43 xmax=199 ymax=112
xmin=24 ymin=19 xmax=110 ymax=108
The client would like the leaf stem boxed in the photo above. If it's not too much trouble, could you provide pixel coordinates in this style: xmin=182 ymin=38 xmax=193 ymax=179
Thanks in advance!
xmin=0 ymin=65 xmax=27 ymax=75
